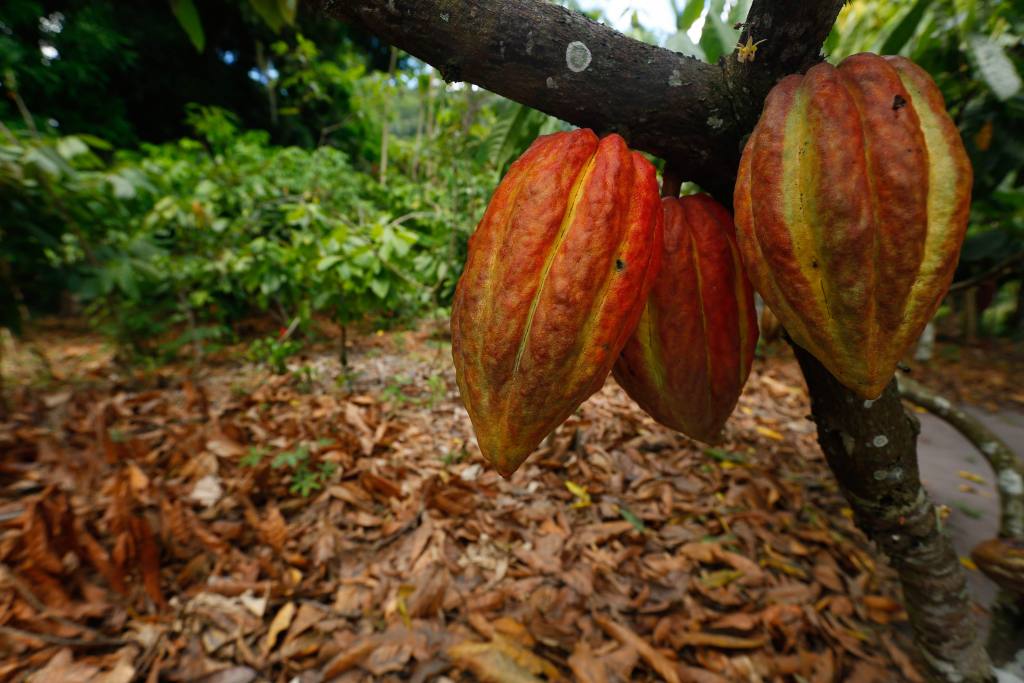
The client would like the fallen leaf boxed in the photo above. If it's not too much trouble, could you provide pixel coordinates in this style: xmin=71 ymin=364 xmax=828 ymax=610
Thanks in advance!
xmin=263 ymin=601 xmax=296 ymax=655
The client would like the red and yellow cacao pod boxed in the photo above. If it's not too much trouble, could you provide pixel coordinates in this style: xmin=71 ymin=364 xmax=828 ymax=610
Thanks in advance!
xmin=734 ymin=53 xmax=972 ymax=398
xmin=613 ymin=194 xmax=758 ymax=443
xmin=451 ymin=129 xmax=663 ymax=476
xmin=971 ymin=538 xmax=1024 ymax=596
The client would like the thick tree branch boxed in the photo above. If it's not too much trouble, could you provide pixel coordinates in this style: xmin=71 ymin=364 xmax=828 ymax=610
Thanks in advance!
xmin=795 ymin=348 xmax=994 ymax=682
xmin=315 ymin=0 xmax=844 ymax=202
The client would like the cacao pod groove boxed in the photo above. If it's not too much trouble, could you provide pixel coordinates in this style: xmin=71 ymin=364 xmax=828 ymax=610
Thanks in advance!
xmin=614 ymin=194 xmax=758 ymax=443
xmin=451 ymin=129 xmax=663 ymax=476
xmin=734 ymin=53 xmax=972 ymax=398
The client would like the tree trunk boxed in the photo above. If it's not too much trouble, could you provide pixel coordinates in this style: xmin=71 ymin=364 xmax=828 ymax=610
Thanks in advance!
xmin=795 ymin=346 xmax=993 ymax=682
xmin=379 ymin=46 xmax=399 ymax=185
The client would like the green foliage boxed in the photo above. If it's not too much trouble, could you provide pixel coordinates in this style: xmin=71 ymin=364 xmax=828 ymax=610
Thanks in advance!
xmin=241 ymin=442 xmax=337 ymax=497
xmin=248 ymin=334 xmax=301 ymax=374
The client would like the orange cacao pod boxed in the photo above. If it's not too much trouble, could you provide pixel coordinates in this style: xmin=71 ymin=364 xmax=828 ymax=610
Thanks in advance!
xmin=451 ymin=129 xmax=663 ymax=476
xmin=613 ymin=194 xmax=758 ymax=443
xmin=971 ymin=538 xmax=1024 ymax=596
xmin=734 ymin=54 xmax=972 ymax=398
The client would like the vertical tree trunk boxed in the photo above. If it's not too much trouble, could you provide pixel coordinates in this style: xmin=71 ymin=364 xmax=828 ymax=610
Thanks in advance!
xmin=794 ymin=346 xmax=994 ymax=682
xmin=378 ymin=46 xmax=399 ymax=185
xmin=964 ymin=288 xmax=979 ymax=344
xmin=339 ymin=323 xmax=348 ymax=368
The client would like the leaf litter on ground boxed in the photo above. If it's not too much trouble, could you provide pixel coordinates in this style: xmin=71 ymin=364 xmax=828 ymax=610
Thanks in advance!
xmin=4 ymin=325 xmax=1005 ymax=681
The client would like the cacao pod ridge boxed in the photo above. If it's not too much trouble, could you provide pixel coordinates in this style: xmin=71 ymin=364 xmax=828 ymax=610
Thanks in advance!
xmin=452 ymin=129 xmax=664 ymax=476
xmin=734 ymin=53 xmax=972 ymax=398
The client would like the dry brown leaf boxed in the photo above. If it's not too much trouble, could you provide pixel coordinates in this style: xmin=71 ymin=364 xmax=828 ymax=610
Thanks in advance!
xmin=263 ymin=601 xmax=295 ymax=655
xmin=595 ymin=614 xmax=680 ymax=683
xmin=568 ymin=641 xmax=609 ymax=683
xmin=448 ymin=641 xmax=547 ymax=683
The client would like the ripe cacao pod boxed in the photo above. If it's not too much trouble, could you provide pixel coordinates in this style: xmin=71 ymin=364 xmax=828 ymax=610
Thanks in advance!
xmin=613 ymin=194 xmax=758 ymax=443
xmin=971 ymin=538 xmax=1024 ymax=596
xmin=734 ymin=53 xmax=972 ymax=398
xmin=451 ymin=129 xmax=663 ymax=476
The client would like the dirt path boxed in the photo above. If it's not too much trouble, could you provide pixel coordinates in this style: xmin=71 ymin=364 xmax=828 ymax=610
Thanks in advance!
xmin=916 ymin=407 xmax=1024 ymax=605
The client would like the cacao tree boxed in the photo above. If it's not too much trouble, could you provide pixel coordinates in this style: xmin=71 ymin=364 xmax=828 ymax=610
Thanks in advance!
xmin=319 ymin=1 xmax=1014 ymax=680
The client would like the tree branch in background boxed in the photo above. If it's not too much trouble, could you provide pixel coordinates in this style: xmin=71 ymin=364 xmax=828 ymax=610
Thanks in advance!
xmin=897 ymin=374 xmax=1024 ymax=540
xmin=314 ymin=0 xmax=844 ymax=202
xmin=947 ymin=251 xmax=1024 ymax=294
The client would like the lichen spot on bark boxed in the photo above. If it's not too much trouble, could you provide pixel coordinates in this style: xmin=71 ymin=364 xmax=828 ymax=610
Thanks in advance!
xmin=546 ymin=77 xmax=558 ymax=89
xmin=873 ymin=467 xmax=903 ymax=481
xmin=863 ymin=399 xmax=875 ymax=409
xmin=440 ymin=11 xmax=450 ymax=22
xmin=707 ymin=114 xmax=724 ymax=129
xmin=566 ymin=41 xmax=592 ymax=72
xmin=998 ymin=469 xmax=1023 ymax=495
xmin=669 ymin=69 xmax=683 ymax=87
xmin=871 ymin=435 xmax=889 ymax=448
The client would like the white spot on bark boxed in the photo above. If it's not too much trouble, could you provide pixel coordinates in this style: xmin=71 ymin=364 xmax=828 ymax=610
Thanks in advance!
xmin=565 ymin=41 xmax=592 ymax=72
xmin=863 ymin=399 xmax=875 ymax=409
xmin=873 ymin=467 xmax=904 ymax=481
xmin=934 ymin=396 xmax=951 ymax=411
xmin=440 ymin=11 xmax=450 ymax=22
xmin=999 ymin=469 xmax=1023 ymax=495
xmin=526 ymin=31 xmax=535 ymax=55
xmin=707 ymin=114 xmax=724 ymax=129
xmin=983 ymin=441 xmax=1000 ymax=456
xmin=668 ymin=69 xmax=683 ymax=87
xmin=841 ymin=432 xmax=856 ymax=456
xmin=871 ymin=435 xmax=889 ymax=448
xmin=546 ymin=77 xmax=558 ymax=89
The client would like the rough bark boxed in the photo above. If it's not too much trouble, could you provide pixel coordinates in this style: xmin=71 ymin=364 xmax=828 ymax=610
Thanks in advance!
xmin=796 ymin=347 xmax=993 ymax=682
xmin=314 ymin=0 xmax=843 ymax=202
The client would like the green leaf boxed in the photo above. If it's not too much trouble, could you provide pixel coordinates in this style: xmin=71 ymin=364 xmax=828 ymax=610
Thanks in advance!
xmin=677 ymin=0 xmax=705 ymax=31
xmin=170 ymin=0 xmax=205 ymax=52
xmin=619 ymin=506 xmax=647 ymax=533
xmin=968 ymin=34 xmax=1023 ymax=101
xmin=249 ymin=0 xmax=286 ymax=32
xmin=665 ymin=30 xmax=706 ymax=61
xmin=878 ymin=0 xmax=931 ymax=55
xmin=698 ymin=0 xmax=737 ymax=64
xmin=703 ymin=447 xmax=747 ymax=464
xmin=369 ymin=278 xmax=390 ymax=299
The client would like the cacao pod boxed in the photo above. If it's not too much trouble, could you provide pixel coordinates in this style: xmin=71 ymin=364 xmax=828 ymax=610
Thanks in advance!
xmin=451 ymin=129 xmax=663 ymax=476
xmin=971 ymin=537 xmax=1024 ymax=596
xmin=613 ymin=194 xmax=758 ymax=443
xmin=734 ymin=53 xmax=972 ymax=398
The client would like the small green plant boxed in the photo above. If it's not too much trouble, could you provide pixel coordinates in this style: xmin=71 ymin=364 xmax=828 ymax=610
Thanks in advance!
xmin=423 ymin=373 xmax=447 ymax=408
xmin=291 ymin=364 xmax=316 ymax=393
xmin=382 ymin=374 xmax=414 ymax=407
xmin=248 ymin=334 xmax=302 ymax=374
xmin=270 ymin=444 xmax=337 ymax=497
xmin=241 ymin=445 xmax=269 ymax=467
xmin=441 ymin=448 xmax=468 ymax=466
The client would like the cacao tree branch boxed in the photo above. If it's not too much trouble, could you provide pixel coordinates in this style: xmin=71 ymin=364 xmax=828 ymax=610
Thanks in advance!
xmin=795 ymin=347 xmax=993 ymax=682
xmin=897 ymin=374 xmax=1024 ymax=540
xmin=314 ymin=0 xmax=844 ymax=202
xmin=319 ymin=1 xmax=995 ymax=679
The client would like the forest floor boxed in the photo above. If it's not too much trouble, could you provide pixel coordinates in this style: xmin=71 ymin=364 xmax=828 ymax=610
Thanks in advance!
xmin=1 ymin=320 xmax=1022 ymax=683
